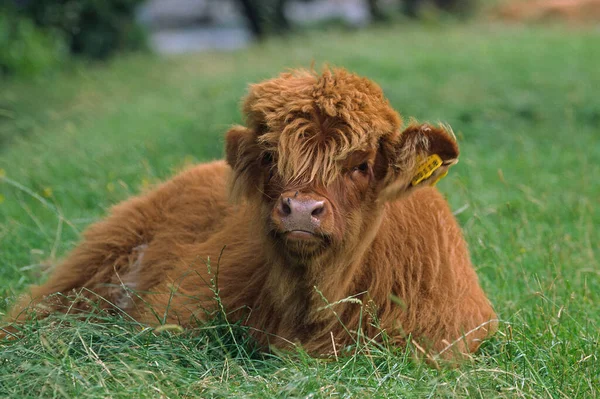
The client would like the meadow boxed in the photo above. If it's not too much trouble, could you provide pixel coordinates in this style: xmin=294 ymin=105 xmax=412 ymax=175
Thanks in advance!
xmin=0 ymin=22 xmax=599 ymax=398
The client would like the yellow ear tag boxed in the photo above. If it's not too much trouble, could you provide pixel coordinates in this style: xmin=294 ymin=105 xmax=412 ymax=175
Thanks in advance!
xmin=411 ymin=154 xmax=443 ymax=186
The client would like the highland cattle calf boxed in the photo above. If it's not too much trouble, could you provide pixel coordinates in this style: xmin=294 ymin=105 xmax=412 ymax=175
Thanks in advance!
xmin=4 ymin=68 xmax=497 ymax=360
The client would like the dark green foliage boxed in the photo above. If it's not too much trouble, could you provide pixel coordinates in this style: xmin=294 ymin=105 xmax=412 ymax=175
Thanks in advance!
xmin=0 ymin=12 xmax=66 ymax=77
xmin=236 ymin=0 xmax=292 ymax=39
xmin=6 ymin=0 xmax=147 ymax=60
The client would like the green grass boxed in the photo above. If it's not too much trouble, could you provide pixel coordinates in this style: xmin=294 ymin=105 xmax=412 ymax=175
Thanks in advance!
xmin=1 ymin=22 xmax=599 ymax=398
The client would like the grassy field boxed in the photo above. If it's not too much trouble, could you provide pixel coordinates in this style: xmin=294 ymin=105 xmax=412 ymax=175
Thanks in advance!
xmin=1 ymin=22 xmax=599 ymax=398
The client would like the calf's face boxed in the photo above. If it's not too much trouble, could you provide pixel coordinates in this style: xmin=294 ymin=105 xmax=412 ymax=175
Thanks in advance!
xmin=264 ymin=146 xmax=381 ymax=259
xmin=225 ymin=69 xmax=459 ymax=262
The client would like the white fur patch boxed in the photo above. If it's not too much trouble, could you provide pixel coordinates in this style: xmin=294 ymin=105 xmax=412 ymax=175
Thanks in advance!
xmin=114 ymin=244 xmax=148 ymax=310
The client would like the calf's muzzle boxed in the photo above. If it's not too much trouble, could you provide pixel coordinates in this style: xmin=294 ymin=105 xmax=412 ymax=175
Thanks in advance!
xmin=274 ymin=191 xmax=330 ymax=236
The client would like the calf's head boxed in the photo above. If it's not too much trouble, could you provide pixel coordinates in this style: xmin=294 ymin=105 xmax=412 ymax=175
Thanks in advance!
xmin=226 ymin=69 xmax=459 ymax=262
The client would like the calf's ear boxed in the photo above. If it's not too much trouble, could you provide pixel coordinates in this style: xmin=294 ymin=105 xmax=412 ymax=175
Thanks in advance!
xmin=378 ymin=123 xmax=459 ymax=203
xmin=224 ymin=80 xmax=276 ymax=203
xmin=225 ymin=125 xmax=262 ymax=203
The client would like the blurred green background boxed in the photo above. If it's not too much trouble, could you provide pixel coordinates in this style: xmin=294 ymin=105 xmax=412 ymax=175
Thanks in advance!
xmin=1 ymin=1 xmax=599 ymax=398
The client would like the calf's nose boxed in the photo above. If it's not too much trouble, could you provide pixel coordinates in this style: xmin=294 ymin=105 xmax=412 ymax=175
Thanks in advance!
xmin=276 ymin=194 xmax=329 ymax=231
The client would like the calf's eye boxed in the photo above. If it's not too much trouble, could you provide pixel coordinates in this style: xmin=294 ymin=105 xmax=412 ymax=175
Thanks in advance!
xmin=355 ymin=162 xmax=369 ymax=173
xmin=262 ymin=152 xmax=274 ymax=165
xmin=350 ymin=162 xmax=370 ymax=182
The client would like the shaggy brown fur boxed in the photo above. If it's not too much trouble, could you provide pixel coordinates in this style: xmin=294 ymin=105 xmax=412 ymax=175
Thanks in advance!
xmin=4 ymin=68 xmax=497 ymax=361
